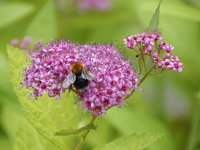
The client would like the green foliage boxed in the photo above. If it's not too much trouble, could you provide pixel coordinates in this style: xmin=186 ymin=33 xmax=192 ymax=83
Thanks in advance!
xmin=186 ymin=92 xmax=200 ymax=150
xmin=138 ymin=0 xmax=200 ymax=22
xmin=105 ymin=107 xmax=175 ymax=150
xmin=25 ymin=0 xmax=57 ymax=43
xmin=162 ymin=1 xmax=200 ymax=21
xmin=63 ymin=0 xmax=140 ymax=43
xmin=13 ymin=117 xmax=60 ymax=150
xmin=86 ymin=119 xmax=121 ymax=149
xmin=1 ymin=101 xmax=24 ymax=150
xmin=1 ymin=104 xmax=21 ymax=139
xmin=148 ymin=0 xmax=162 ymax=32
xmin=7 ymin=45 xmax=80 ymax=150
xmin=0 ymin=137 xmax=11 ymax=150
xmin=55 ymin=123 xmax=96 ymax=136
xmin=0 ymin=54 xmax=16 ymax=100
xmin=94 ymin=132 xmax=163 ymax=150
xmin=187 ymin=0 xmax=200 ymax=7
xmin=159 ymin=13 xmax=200 ymax=92
xmin=0 ymin=2 xmax=34 ymax=29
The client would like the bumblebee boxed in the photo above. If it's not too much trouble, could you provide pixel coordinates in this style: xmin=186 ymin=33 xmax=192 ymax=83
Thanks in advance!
xmin=62 ymin=62 xmax=95 ymax=92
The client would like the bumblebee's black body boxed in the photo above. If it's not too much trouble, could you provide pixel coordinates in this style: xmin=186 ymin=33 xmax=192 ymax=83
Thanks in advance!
xmin=74 ymin=75 xmax=89 ymax=89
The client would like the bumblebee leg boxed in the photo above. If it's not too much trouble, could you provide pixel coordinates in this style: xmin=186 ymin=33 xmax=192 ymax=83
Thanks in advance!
xmin=69 ymin=85 xmax=77 ymax=94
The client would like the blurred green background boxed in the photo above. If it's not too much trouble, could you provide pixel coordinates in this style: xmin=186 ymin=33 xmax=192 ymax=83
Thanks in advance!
xmin=0 ymin=0 xmax=200 ymax=150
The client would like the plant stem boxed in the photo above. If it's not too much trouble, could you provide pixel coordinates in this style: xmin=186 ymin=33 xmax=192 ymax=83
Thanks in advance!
xmin=75 ymin=116 xmax=96 ymax=150
xmin=125 ymin=66 xmax=154 ymax=100
xmin=139 ymin=66 xmax=154 ymax=85
xmin=141 ymin=53 xmax=148 ymax=74
xmin=138 ymin=56 xmax=142 ymax=76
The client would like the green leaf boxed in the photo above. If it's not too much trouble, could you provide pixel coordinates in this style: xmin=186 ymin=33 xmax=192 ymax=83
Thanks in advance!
xmin=0 ymin=137 xmax=11 ymax=150
xmin=25 ymin=0 xmax=57 ymax=43
xmin=85 ymin=119 xmax=120 ymax=148
xmin=1 ymin=104 xmax=22 ymax=139
xmin=186 ymin=92 xmax=200 ymax=150
xmin=158 ymin=13 xmax=200 ymax=90
xmin=13 ymin=115 xmax=61 ymax=150
xmin=0 ymin=54 xmax=16 ymax=99
xmin=147 ymin=0 xmax=162 ymax=32
xmin=105 ymin=107 xmax=175 ymax=150
xmin=55 ymin=123 xmax=96 ymax=136
xmin=7 ymin=45 xmax=80 ymax=150
xmin=187 ymin=0 xmax=200 ymax=7
xmin=94 ymin=132 xmax=163 ymax=150
xmin=1 ymin=104 xmax=43 ymax=150
xmin=13 ymin=120 xmax=44 ymax=150
xmin=162 ymin=1 xmax=200 ymax=21
xmin=0 ymin=2 xmax=34 ymax=29
xmin=139 ymin=0 xmax=200 ymax=23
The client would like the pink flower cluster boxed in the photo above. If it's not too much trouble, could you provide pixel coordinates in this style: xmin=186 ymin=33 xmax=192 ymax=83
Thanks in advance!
xmin=11 ymin=36 xmax=32 ymax=50
xmin=78 ymin=0 xmax=111 ymax=11
xmin=124 ymin=32 xmax=183 ymax=72
xmin=24 ymin=40 xmax=138 ymax=116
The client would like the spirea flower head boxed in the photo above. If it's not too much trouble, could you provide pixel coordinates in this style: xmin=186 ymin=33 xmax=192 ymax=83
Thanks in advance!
xmin=124 ymin=32 xmax=183 ymax=72
xmin=24 ymin=40 xmax=138 ymax=116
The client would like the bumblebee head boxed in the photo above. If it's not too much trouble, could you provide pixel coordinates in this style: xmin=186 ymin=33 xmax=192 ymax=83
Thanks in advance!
xmin=70 ymin=62 xmax=84 ymax=75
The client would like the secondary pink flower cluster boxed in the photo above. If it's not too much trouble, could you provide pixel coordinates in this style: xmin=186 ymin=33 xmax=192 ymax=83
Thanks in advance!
xmin=124 ymin=32 xmax=183 ymax=72
xmin=11 ymin=36 xmax=32 ymax=50
xmin=24 ymin=40 xmax=138 ymax=116
xmin=78 ymin=0 xmax=111 ymax=11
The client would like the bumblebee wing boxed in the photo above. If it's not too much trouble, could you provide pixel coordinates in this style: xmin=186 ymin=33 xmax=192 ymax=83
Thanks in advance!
xmin=81 ymin=68 xmax=95 ymax=81
xmin=62 ymin=72 xmax=76 ymax=88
